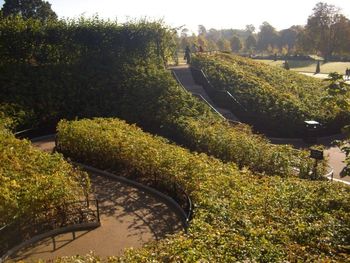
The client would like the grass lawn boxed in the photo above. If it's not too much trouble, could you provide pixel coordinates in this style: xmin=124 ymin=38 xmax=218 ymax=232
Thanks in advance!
xmin=256 ymin=59 xmax=350 ymax=74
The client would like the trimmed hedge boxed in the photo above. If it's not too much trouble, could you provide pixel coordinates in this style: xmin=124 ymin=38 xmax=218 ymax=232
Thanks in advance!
xmin=56 ymin=118 xmax=350 ymax=262
xmin=192 ymin=53 xmax=350 ymax=137
xmin=172 ymin=117 xmax=318 ymax=177
xmin=0 ymin=16 xmax=176 ymax=127
xmin=0 ymin=17 xmax=317 ymax=177
xmin=0 ymin=127 xmax=89 ymax=226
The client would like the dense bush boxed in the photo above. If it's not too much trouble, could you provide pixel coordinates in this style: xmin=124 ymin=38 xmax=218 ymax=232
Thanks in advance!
xmin=102 ymin=66 xmax=319 ymax=178
xmin=0 ymin=17 xmax=319 ymax=178
xmin=0 ymin=103 xmax=35 ymax=131
xmin=0 ymin=126 xmax=89 ymax=226
xmin=192 ymin=53 xmax=350 ymax=137
xmin=171 ymin=117 xmax=320 ymax=177
xmin=0 ymin=16 xmax=176 ymax=126
xmin=56 ymin=118 xmax=350 ymax=262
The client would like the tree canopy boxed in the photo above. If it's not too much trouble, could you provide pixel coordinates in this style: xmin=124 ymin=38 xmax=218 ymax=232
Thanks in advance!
xmin=1 ymin=0 xmax=57 ymax=21
xmin=303 ymin=2 xmax=350 ymax=60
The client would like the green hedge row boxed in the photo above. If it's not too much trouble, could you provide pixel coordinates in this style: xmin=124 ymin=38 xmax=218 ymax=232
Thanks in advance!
xmin=172 ymin=117 xmax=319 ymax=177
xmin=56 ymin=118 xmax=350 ymax=262
xmin=0 ymin=16 xmax=176 ymax=128
xmin=0 ymin=16 xmax=174 ymax=66
xmin=0 ymin=17 xmax=319 ymax=178
xmin=192 ymin=53 xmax=350 ymax=137
xmin=0 ymin=126 xmax=89 ymax=226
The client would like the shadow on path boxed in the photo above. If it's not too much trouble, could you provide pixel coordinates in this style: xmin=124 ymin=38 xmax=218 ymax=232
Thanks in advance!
xmin=11 ymin=139 xmax=182 ymax=261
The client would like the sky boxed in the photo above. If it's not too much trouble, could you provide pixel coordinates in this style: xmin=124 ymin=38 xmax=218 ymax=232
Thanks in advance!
xmin=0 ymin=0 xmax=349 ymax=33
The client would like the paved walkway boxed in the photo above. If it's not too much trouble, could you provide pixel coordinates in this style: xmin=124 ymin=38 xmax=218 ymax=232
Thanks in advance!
xmin=171 ymin=64 xmax=350 ymax=184
xmin=171 ymin=65 xmax=239 ymax=121
xmin=300 ymin=72 xmax=350 ymax=84
xmin=11 ymin=137 xmax=182 ymax=261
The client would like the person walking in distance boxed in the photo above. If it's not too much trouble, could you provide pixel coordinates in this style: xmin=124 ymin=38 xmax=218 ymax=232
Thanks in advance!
xmin=184 ymin=46 xmax=191 ymax=64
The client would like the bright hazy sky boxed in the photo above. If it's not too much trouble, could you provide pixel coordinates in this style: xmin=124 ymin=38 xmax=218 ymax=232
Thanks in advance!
xmin=1 ymin=0 xmax=349 ymax=33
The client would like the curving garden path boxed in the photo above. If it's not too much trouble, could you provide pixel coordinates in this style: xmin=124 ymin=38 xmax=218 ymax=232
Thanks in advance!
xmin=10 ymin=136 xmax=182 ymax=261
xmin=171 ymin=64 xmax=350 ymax=184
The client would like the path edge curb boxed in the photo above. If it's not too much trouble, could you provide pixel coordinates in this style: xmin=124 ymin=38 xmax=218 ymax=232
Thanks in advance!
xmin=74 ymin=162 xmax=191 ymax=231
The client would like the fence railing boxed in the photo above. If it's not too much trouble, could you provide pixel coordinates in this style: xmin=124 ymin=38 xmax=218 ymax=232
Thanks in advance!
xmin=190 ymin=67 xmax=243 ymax=124
xmin=171 ymin=70 xmax=225 ymax=120
xmin=0 ymin=199 xmax=100 ymax=261
xmin=146 ymin=174 xmax=193 ymax=228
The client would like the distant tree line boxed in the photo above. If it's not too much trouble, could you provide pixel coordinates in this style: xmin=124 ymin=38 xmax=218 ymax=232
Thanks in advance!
xmin=178 ymin=2 xmax=350 ymax=60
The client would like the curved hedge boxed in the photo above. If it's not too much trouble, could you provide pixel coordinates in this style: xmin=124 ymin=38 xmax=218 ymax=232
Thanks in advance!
xmin=0 ymin=127 xmax=89 ymax=227
xmin=192 ymin=53 xmax=350 ymax=137
xmin=56 ymin=118 xmax=350 ymax=262
xmin=172 ymin=117 xmax=317 ymax=177
xmin=0 ymin=17 xmax=317 ymax=178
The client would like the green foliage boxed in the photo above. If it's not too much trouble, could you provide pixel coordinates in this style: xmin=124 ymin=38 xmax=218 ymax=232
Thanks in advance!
xmin=1 ymin=0 xmax=57 ymax=21
xmin=0 ymin=103 xmax=36 ymax=131
xmin=0 ymin=16 xmax=322 ymax=179
xmin=56 ymin=118 xmax=350 ymax=262
xmin=230 ymin=35 xmax=242 ymax=52
xmin=170 ymin=117 xmax=317 ymax=177
xmin=0 ymin=128 xmax=90 ymax=226
xmin=303 ymin=2 xmax=350 ymax=59
xmin=192 ymin=52 xmax=350 ymax=136
xmin=0 ymin=16 xmax=177 ymax=125
xmin=324 ymin=73 xmax=350 ymax=177
xmin=340 ymin=125 xmax=350 ymax=177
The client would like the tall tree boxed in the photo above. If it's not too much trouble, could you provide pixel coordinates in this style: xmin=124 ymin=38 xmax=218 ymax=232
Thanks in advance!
xmin=279 ymin=26 xmax=301 ymax=53
xmin=304 ymin=2 xmax=349 ymax=60
xmin=257 ymin=22 xmax=279 ymax=52
xmin=230 ymin=36 xmax=242 ymax=52
xmin=217 ymin=38 xmax=231 ymax=52
xmin=245 ymin=34 xmax=257 ymax=53
xmin=1 ymin=0 xmax=57 ymax=21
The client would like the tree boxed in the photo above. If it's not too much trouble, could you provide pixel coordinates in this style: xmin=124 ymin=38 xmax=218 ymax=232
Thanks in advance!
xmin=217 ymin=38 xmax=231 ymax=52
xmin=245 ymin=24 xmax=255 ymax=34
xmin=245 ymin=34 xmax=257 ymax=53
xmin=304 ymin=2 xmax=350 ymax=60
xmin=1 ymin=0 xmax=57 ymax=21
xmin=279 ymin=26 xmax=302 ymax=54
xmin=198 ymin=25 xmax=207 ymax=36
xmin=257 ymin=22 xmax=279 ymax=53
xmin=230 ymin=36 xmax=242 ymax=53
xmin=197 ymin=35 xmax=208 ymax=50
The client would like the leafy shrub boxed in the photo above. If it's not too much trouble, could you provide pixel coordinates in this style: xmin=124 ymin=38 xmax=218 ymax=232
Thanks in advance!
xmin=192 ymin=53 xmax=350 ymax=137
xmin=56 ymin=118 xmax=350 ymax=262
xmin=0 ymin=17 xmax=320 ymax=178
xmin=0 ymin=103 xmax=35 ymax=131
xmin=0 ymin=16 xmax=176 ymax=126
xmin=172 ymin=117 xmax=318 ymax=177
xmin=0 ymin=127 xmax=90 ymax=226
xmin=106 ymin=66 xmax=317 ymax=178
